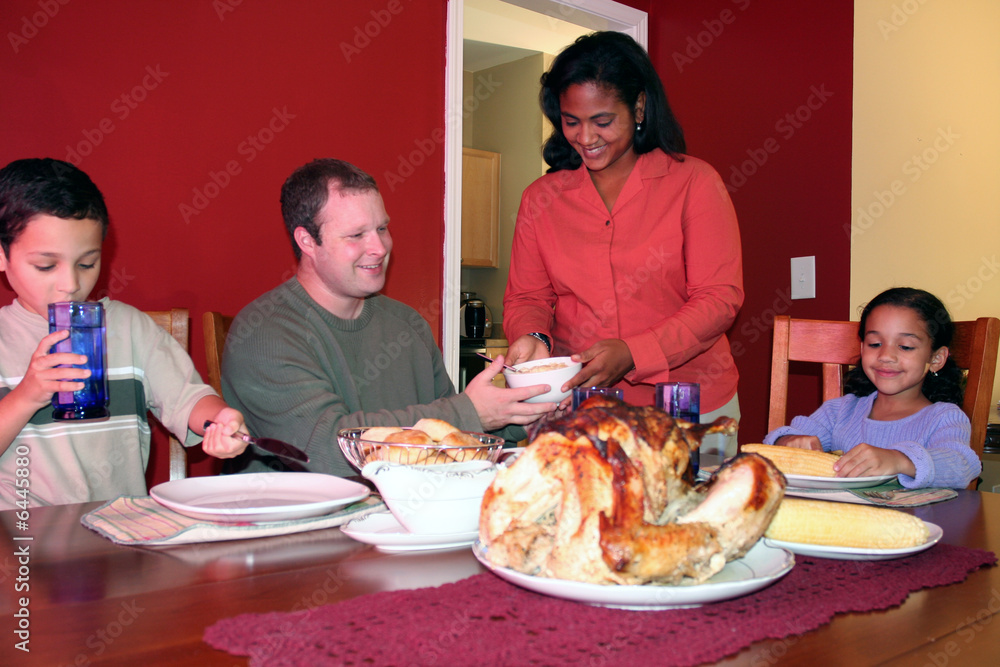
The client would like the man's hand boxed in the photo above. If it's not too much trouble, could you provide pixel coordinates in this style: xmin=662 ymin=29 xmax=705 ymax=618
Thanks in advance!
xmin=464 ymin=354 xmax=556 ymax=431
xmin=566 ymin=339 xmax=633 ymax=391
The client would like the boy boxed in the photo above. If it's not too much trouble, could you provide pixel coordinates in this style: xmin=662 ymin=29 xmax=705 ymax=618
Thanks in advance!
xmin=0 ymin=158 xmax=247 ymax=508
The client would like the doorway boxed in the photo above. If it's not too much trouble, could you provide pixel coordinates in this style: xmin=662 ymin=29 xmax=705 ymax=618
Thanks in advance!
xmin=442 ymin=0 xmax=648 ymax=380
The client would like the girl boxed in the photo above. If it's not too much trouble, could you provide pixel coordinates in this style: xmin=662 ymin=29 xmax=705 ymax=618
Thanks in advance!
xmin=763 ymin=287 xmax=980 ymax=489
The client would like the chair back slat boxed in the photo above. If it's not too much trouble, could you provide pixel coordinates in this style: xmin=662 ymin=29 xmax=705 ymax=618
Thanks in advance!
xmin=144 ymin=308 xmax=189 ymax=481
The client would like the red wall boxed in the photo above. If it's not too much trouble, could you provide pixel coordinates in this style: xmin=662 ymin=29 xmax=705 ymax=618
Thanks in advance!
xmin=641 ymin=0 xmax=855 ymax=442
xmin=2 ymin=0 xmax=853 ymax=483
xmin=1 ymin=0 xmax=449 ymax=481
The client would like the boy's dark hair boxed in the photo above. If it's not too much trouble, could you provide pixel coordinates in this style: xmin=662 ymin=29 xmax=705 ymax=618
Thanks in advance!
xmin=0 ymin=158 xmax=110 ymax=257
xmin=540 ymin=31 xmax=686 ymax=173
xmin=280 ymin=158 xmax=379 ymax=260
xmin=844 ymin=286 xmax=964 ymax=405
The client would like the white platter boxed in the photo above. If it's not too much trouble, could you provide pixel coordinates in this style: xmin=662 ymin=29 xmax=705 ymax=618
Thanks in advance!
xmin=150 ymin=472 xmax=369 ymax=523
xmin=473 ymin=540 xmax=794 ymax=609
xmin=784 ymin=473 xmax=896 ymax=490
xmin=765 ymin=521 xmax=942 ymax=561
xmin=341 ymin=512 xmax=478 ymax=552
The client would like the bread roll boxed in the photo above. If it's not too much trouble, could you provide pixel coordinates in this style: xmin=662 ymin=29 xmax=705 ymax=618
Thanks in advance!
xmin=384 ymin=430 xmax=435 ymax=445
xmin=361 ymin=426 xmax=404 ymax=443
xmin=379 ymin=445 xmax=426 ymax=464
xmin=416 ymin=449 xmax=456 ymax=465
xmin=440 ymin=431 xmax=489 ymax=461
xmin=370 ymin=429 xmax=432 ymax=464
xmin=412 ymin=418 xmax=460 ymax=442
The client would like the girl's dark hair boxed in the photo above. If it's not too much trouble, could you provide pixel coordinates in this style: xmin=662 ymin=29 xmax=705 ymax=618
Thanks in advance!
xmin=844 ymin=287 xmax=964 ymax=405
xmin=539 ymin=31 xmax=686 ymax=173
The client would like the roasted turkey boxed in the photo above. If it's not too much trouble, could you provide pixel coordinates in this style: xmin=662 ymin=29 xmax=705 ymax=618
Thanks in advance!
xmin=479 ymin=397 xmax=786 ymax=585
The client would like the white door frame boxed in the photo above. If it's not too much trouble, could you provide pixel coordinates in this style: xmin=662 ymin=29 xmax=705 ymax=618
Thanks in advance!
xmin=443 ymin=0 xmax=648 ymax=380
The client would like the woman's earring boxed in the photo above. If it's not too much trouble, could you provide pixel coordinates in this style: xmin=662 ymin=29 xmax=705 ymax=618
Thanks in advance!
xmin=636 ymin=121 xmax=643 ymax=133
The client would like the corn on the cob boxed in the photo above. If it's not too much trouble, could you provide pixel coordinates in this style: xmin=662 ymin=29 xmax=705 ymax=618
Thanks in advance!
xmin=742 ymin=443 xmax=840 ymax=477
xmin=765 ymin=497 xmax=929 ymax=548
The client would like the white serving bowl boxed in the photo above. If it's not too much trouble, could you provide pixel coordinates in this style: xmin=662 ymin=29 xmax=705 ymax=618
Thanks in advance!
xmin=502 ymin=356 xmax=581 ymax=403
xmin=361 ymin=459 xmax=497 ymax=535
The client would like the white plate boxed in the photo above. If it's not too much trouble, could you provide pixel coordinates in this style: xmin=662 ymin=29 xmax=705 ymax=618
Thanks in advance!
xmin=473 ymin=540 xmax=794 ymax=609
xmin=765 ymin=521 xmax=942 ymax=561
xmin=340 ymin=512 xmax=478 ymax=552
xmin=784 ymin=473 xmax=896 ymax=489
xmin=150 ymin=472 xmax=370 ymax=523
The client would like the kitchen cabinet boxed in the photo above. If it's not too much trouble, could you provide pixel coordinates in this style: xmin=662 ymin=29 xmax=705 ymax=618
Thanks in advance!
xmin=461 ymin=147 xmax=500 ymax=268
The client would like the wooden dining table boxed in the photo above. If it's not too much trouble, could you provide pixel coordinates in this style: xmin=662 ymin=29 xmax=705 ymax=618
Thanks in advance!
xmin=1 ymin=489 xmax=998 ymax=666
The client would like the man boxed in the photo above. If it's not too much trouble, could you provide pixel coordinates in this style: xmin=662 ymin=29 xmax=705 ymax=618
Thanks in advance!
xmin=223 ymin=159 xmax=554 ymax=476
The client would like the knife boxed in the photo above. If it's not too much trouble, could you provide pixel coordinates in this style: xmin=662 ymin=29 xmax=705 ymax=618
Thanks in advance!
xmin=203 ymin=421 xmax=310 ymax=463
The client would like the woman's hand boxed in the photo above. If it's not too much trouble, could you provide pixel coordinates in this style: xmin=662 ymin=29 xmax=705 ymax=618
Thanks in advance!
xmin=834 ymin=443 xmax=914 ymax=478
xmin=774 ymin=434 xmax=823 ymax=451
xmin=567 ymin=339 xmax=633 ymax=390
xmin=505 ymin=334 xmax=550 ymax=366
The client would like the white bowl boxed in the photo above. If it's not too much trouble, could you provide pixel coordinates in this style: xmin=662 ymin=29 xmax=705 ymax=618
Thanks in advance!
xmin=361 ymin=460 xmax=497 ymax=535
xmin=502 ymin=356 xmax=581 ymax=403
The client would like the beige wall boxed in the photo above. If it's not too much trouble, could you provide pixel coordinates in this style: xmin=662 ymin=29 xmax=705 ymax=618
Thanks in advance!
xmin=461 ymin=53 xmax=549 ymax=331
xmin=852 ymin=0 xmax=1000 ymax=403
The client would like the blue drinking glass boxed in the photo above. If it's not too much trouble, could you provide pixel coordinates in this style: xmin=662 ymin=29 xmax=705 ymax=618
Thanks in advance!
xmin=48 ymin=301 xmax=109 ymax=420
xmin=656 ymin=382 xmax=700 ymax=474
xmin=572 ymin=386 xmax=624 ymax=410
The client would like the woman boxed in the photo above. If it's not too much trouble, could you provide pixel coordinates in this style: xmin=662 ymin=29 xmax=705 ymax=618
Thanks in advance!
xmin=503 ymin=31 xmax=743 ymax=457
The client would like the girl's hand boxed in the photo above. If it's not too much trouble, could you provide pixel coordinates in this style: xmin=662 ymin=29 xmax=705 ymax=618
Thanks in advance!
xmin=201 ymin=407 xmax=249 ymax=458
xmin=834 ymin=443 xmax=914 ymax=478
xmin=774 ymin=435 xmax=822 ymax=451
xmin=567 ymin=339 xmax=633 ymax=391
xmin=14 ymin=331 xmax=91 ymax=409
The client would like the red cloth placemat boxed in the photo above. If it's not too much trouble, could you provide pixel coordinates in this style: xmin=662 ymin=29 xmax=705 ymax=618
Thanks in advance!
xmin=204 ymin=544 xmax=995 ymax=666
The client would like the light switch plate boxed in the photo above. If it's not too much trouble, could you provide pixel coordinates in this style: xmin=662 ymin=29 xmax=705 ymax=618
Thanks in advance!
xmin=791 ymin=256 xmax=816 ymax=300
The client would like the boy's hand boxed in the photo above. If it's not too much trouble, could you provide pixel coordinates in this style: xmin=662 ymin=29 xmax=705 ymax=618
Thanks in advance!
xmin=15 ymin=330 xmax=91 ymax=409
xmin=834 ymin=443 xmax=914 ymax=478
xmin=202 ymin=407 xmax=249 ymax=458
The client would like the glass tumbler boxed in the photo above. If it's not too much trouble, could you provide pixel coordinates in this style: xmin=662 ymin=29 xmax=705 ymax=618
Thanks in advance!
xmin=655 ymin=382 xmax=700 ymax=473
xmin=48 ymin=301 xmax=109 ymax=420
xmin=572 ymin=386 xmax=624 ymax=410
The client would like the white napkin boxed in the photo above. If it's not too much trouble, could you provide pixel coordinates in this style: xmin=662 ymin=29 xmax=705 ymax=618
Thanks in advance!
xmin=82 ymin=495 xmax=385 ymax=546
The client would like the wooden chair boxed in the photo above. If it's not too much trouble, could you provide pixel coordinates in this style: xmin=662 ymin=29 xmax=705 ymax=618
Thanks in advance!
xmin=768 ymin=315 xmax=1000 ymax=489
xmin=203 ymin=311 xmax=234 ymax=396
xmin=145 ymin=309 xmax=190 ymax=481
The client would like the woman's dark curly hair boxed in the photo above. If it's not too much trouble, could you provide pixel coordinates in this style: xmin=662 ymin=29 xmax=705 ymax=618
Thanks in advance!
xmin=844 ymin=287 xmax=964 ymax=405
xmin=539 ymin=31 xmax=686 ymax=173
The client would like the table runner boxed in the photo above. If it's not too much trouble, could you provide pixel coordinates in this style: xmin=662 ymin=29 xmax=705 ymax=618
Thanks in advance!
xmin=204 ymin=543 xmax=995 ymax=666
